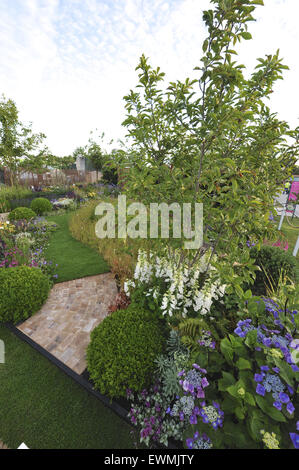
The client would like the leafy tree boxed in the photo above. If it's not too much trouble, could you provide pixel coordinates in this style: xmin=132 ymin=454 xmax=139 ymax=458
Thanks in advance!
xmin=87 ymin=140 xmax=104 ymax=178
xmin=120 ymin=0 xmax=299 ymax=293
xmin=20 ymin=148 xmax=53 ymax=177
xmin=0 ymin=95 xmax=48 ymax=185
xmin=72 ymin=146 xmax=87 ymax=161
xmin=56 ymin=155 xmax=76 ymax=170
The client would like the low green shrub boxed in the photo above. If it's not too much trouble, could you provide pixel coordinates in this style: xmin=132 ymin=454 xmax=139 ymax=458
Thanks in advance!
xmin=87 ymin=305 xmax=168 ymax=398
xmin=0 ymin=266 xmax=51 ymax=324
xmin=8 ymin=207 xmax=36 ymax=222
xmin=30 ymin=197 xmax=52 ymax=215
xmin=250 ymin=245 xmax=296 ymax=295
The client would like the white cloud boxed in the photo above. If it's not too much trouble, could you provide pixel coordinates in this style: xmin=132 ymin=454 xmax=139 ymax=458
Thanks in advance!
xmin=0 ymin=0 xmax=298 ymax=156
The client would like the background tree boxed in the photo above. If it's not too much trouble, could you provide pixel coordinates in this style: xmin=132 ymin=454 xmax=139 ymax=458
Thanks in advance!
xmin=56 ymin=155 xmax=76 ymax=170
xmin=86 ymin=137 xmax=104 ymax=179
xmin=0 ymin=95 xmax=48 ymax=185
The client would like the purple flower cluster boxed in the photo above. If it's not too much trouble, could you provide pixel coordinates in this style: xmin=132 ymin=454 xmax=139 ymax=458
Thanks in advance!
xmin=178 ymin=364 xmax=209 ymax=399
xmin=289 ymin=422 xmax=299 ymax=449
xmin=254 ymin=366 xmax=295 ymax=414
xmin=198 ymin=401 xmax=224 ymax=430
xmin=186 ymin=431 xmax=212 ymax=450
xmin=198 ymin=330 xmax=216 ymax=350
xmin=234 ymin=318 xmax=264 ymax=341
xmin=268 ymin=212 xmax=274 ymax=221
xmin=290 ymin=433 xmax=299 ymax=449
xmin=234 ymin=315 xmax=299 ymax=372
xmin=127 ymin=385 xmax=171 ymax=444
xmin=0 ymin=245 xmax=24 ymax=268
xmin=262 ymin=297 xmax=298 ymax=328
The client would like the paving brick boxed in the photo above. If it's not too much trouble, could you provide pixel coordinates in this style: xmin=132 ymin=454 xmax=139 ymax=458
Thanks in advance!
xmin=17 ymin=273 xmax=117 ymax=374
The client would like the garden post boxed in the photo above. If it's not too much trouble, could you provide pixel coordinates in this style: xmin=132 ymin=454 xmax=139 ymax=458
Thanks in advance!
xmin=278 ymin=206 xmax=286 ymax=230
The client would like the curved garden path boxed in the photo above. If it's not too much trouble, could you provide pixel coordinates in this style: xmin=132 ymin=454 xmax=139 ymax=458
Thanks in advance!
xmin=17 ymin=273 xmax=117 ymax=374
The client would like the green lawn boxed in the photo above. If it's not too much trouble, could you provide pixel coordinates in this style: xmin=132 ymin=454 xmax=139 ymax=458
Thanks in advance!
xmin=0 ymin=325 xmax=133 ymax=449
xmin=45 ymin=212 xmax=109 ymax=283
xmin=275 ymin=217 xmax=299 ymax=279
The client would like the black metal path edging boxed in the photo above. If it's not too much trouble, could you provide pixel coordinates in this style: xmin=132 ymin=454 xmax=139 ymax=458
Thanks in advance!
xmin=6 ymin=323 xmax=131 ymax=424
xmin=6 ymin=323 xmax=178 ymax=450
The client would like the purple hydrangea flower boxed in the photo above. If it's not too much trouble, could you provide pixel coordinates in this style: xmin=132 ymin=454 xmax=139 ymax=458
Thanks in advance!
xmin=256 ymin=384 xmax=266 ymax=396
xmin=290 ymin=433 xmax=299 ymax=449
xmin=186 ymin=438 xmax=193 ymax=449
xmin=286 ymin=402 xmax=295 ymax=415
xmin=254 ymin=373 xmax=264 ymax=383
xmin=279 ymin=393 xmax=290 ymax=404
xmin=190 ymin=414 xmax=197 ymax=425
xmin=273 ymin=401 xmax=282 ymax=411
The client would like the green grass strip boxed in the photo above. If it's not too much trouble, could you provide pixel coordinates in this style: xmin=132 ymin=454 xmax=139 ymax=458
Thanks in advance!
xmin=44 ymin=212 xmax=109 ymax=283
xmin=0 ymin=325 xmax=133 ymax=449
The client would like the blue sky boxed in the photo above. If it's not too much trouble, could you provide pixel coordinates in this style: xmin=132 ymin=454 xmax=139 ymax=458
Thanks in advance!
xmin=0 ymin=0 xmax=298 ymax=156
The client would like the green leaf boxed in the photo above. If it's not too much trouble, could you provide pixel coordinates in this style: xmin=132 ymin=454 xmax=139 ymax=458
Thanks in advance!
xmin=244 ymin=392 xmax=256 ymax=406
xmin=241 ymin=32 xmax=252 ymax=40
xmin=255 ymin=396 xmax=286 ymax=422
xmin=220 ymin=338 xmax=234 ymax=363
xmin=244 ymin=289 xmax=252 ymax=300
xmin=218 ymin=371 xmax=236 ymax=391
xmin=227 ymin=379 xmax=246 ymax=400
xmin=272 ymin=358 xmax=294 ymax=387
xmin=248 ymin=412 xmax=264 ymax=442
xmin=236 ymin=357 xmax=251 ymax=370
xmin=245 ymin=329 xmax=258 ymax=348
xmin=235 ymin=406 xmax=245 ymax=420
xmin=202 ymin=39 xmax=209 ymax=53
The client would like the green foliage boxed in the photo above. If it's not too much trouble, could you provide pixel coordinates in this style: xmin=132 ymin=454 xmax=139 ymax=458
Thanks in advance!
xmin=102 ymin=164 xmax=118 ymax=185
xmin=120 ymin=0 xmax=299 ymax=295
xmin=0 ymin=185 xmax=32 ymax=213
xmin=213 ymin=332 xmax=297 ymax=448
xmin=181 ymin=298 xmax=299 ymax=448
xmin=0 ymin=95 xmax=48 ymax=185
xmin=0 ymin=266 xmax=51 ymax=323
xmin=30 ymin=197 xmax=52 ymax=215
xmin=155 ymin=355 xmax=182 ymax=399
xmin=155 ymin=330 xmax=190 ymax=399
xmin=250 ymin=245 xmax=296 ymax=295
xmin=87 ymin=305 xmax=168 ymax=398
xmin=8 ymin=206 xmax=36 ymax=221
xmin=0 ymin=199 xmax=10 ymax=212
xmin=69 ymin=200 xmax=152 ymax=283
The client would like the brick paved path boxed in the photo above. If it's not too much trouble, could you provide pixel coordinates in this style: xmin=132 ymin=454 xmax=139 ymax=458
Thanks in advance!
xmin=17 ymin=273 xmax=117 ymax=374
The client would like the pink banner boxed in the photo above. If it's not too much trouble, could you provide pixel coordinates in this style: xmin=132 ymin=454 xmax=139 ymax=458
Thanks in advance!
xmin=289 ymin=181 xmax=299 ymax=201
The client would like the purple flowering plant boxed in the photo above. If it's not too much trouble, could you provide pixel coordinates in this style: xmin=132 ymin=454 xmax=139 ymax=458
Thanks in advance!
xmin=126 ymin=383 xmax=186 ymax=447
xmin=126 ymin=282 xmax=298 ymax=449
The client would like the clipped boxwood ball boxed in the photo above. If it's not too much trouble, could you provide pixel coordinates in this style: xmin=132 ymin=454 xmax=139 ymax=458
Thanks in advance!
xmin=8 ymin=206 xmax=36 ymax=222
xmin=30 ymin=197 xmax=52 ymax=215
xmin=0 ymin=266 xmax=51 ymax=324
xmin=87 ymin=306 xmax=168 ymax=398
